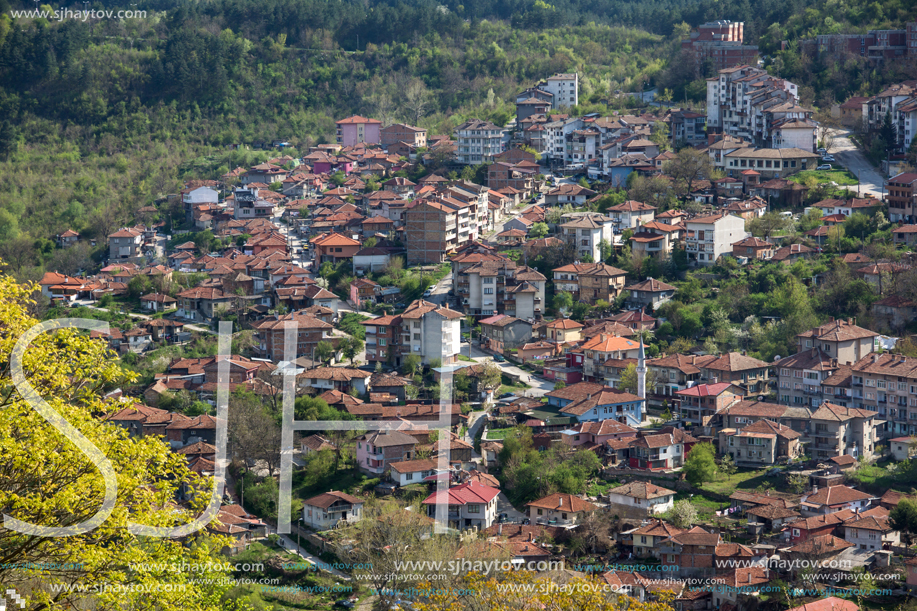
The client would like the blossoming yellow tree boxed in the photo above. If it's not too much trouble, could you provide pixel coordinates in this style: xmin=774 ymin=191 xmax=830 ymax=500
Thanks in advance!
xmin=0 ymin=269 xmax=249 ymax=611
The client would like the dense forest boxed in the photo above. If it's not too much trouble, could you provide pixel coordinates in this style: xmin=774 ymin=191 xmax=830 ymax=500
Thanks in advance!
xmin=0 ymin=0 xmax=914 ymax=272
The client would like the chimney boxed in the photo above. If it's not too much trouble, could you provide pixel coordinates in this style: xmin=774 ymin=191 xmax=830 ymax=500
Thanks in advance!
xmin=873 ymin=354 xmax=879 ymax=363
xmin=558 ymin=497 xmax=564 ymax=508
xmin=530 ymin=532 xmax=535 ymax=542
xmin=711 ymin=376 xmax=718 ymax=384
xmin=747 ymin=572 xmax=752 ymax=583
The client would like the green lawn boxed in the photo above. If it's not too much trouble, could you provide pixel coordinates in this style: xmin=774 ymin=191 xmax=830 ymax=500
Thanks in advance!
xmin=456 ymin=353 xmax=474 ymax=362
xmin=483 ymin=428 xmax=514 ymax=440
xmin=698 ymin=467 xmax=783 ymax=495
xmin=790 ymin=165 xmax=859 ymax=186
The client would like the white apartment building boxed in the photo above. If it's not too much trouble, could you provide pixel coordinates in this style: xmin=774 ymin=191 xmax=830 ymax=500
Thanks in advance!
xmin=455 ymin=119 xmax=506 ymax=164
xmin=707 ymin=65 xmax=808 ymax=147
xmin=560 ymin=214 xmax=613 ymax=262
xmin=399 ymin=299 xmax=463 ymax=364
xmin=685 ymin=213 xmax=749 ymax=266
xmin=540 ymin=73 xmax=579 ymax=109
xmin=542 ymin=117 xmax=584 ymax=162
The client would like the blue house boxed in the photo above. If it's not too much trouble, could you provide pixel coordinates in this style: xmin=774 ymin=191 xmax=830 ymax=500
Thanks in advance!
xmin=547 ymin=383 xmax=645 ymax=428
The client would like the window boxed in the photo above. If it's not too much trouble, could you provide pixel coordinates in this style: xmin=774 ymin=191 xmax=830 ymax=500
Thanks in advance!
xmin=483 ymin=288 xmax=494 ymax=295
xmin=378 ymin=338 xmax=386 ymax=346
xmin=537 ymin=509 xmax=543 ymax=516
xmin=483 ymin=277 xmax=494 ymax=284
xmin=468 ymin=504 xmax=481 ymax=514
xmin=406 ymin=472 xmax=413 ymax=480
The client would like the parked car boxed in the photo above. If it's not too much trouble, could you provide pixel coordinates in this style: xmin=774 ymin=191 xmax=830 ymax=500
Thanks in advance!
xmin=499 ymin=392 xmax=515 ymax=398
xmin=816 ymin=164 xmax=832 ymax=170
xmin=821 ymin=155 xmax=835 ymax=162
xmin=816 ymin=147 xmax=827 ymax=155
xmin=335 ymin=600 xmax=355 ymax=609
xmin=493 ymin=354 xmax=505 ymax=362
xmin=422 ymin=289 xmax=433 ymax=297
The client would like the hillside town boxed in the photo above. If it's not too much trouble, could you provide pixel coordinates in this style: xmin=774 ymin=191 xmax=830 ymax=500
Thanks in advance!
xmin=26 ymin=38 xmax=917 ymax=610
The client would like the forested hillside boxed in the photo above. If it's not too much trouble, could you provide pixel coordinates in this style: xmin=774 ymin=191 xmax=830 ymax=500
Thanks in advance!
xmin=0 ymin=0 xmax=914 ymax=276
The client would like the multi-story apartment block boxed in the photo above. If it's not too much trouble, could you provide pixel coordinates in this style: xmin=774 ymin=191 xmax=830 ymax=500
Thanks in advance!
xmin=706 ymin=65 xmax=812 ymax=148
xmin=893 ymin=95 xmax=917 ymax=155
xmin=802 ymin=24 xmax=917 ymax=63
xmin=455 ymin=259 xmax=546 ymax=319
xmin=534 ymin=73 xmax=579 ymax=109
xmin=404 ymin=198 xmax=472 ymax=265
xmin=380 ymin=123 xmax=427 ymax=150
xmin=851 ymin=353 xmax=917 ymax=438
xmin=108 ymin=227 xmax=144 ymax=261
xmin=336 ymin=115 xmax=382 ymax=147
xmin=722 ymin=419 xmax=802 ymax=466
xmin=560 ymin=214 xmax=614 ymax=262
xmin=565 ymin=127 xmax=601 ymax=164
xmin=807 ymin=403 xmax=878 ymax=461
xmin=681 ymin=21 xmax=759 ymax=71
xmin=233 ymin=187 xmax=275 ymax=220
xmin=862 ymin=83 xmax=915 ymax=133
xmin=668 ymin=110 xmax=708 ymax=146
xmin=647 ymin=354 xmax=704 ymax=399
xmin=251 ymin=311 xmax=335 ymax=362
xmin=361 ymin=314 xmax=404 ymax=368
xmin=541 ymin=117 xmax=585 ymax=162
xmin=454 ymin=119 xmax=506 ymax=164
xmin=887 ymin=172 xmax=917 ymax=223
xmin=399 ymin=299 xmax=463 ymax=365
xmin=684 ymin=213 xmax=749 ymax=266
xmin=551 ymin=263 xmax=627 ymax=304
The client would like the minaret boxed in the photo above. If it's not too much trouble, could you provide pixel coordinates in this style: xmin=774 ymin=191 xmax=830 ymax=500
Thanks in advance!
xmin=636 ymin=333 xmax=647 ymax=401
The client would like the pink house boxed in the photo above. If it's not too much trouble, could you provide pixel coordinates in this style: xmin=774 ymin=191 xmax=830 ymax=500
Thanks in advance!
xmin=560 ymin=419 xmax=638 ymax=448
xmin=336 ymin=115 xmax=382 ymax=147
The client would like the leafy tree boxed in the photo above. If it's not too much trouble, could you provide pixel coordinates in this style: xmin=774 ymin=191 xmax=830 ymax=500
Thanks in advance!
xmin=553 ymin=291 xmax=573 ymax=313
xmin=403 ymin=353 xmax=422 ymax=377
xmin=666 ymin=499 xmax=698 ymax=528
xmin=649 ymin=121 xmax=671 ymax=150
xmin=890 ymin=498 xmax=917 ymax=547
xmin=683 ymin=442 xmax=717 ymax=486
xmin=553 ymin=381 xmax=567 ymax=390
xmin=341 ymin=336 xmax=364 ymax=365
xmin=529 ymin=222 xmax=549 ymax=239
xmin=662 ymin=148 xmax=713 ymax=201
xmin=786 ymin=473 xmax=809 ymax=495
xmin=314 ymin=340 xmax=334 ymax=364
xmin=747 ymin=211 xmax=790 ymax=241
xmin=0 ymin=269 xmax=247 ymax=608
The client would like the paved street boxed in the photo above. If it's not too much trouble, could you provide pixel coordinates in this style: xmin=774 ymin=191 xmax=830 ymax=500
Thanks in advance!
xmin=463 ymin=342 xmax=554 ymax=398
xmin=828 ymin=128 xmax=885 ymax=198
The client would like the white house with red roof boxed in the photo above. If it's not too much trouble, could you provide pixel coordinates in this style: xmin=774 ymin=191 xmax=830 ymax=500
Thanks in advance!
xmin=526 ymin=493 xmax=597 ymax=526
xmin=302 ymin=490 xmax=365 ymax=530
xmin=422 ymin=481 xmax=500 ymax=530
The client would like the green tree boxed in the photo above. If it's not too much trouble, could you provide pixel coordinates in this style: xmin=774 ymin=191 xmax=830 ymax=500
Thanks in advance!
xmin=314 ymin=340 xmax=334 ymax=364
xmin=666 ymin=499 xmax=698 ymax=528
xmin=341 ymin=336 xmax=364 ymax=365
xmin=529 ymin=222 xmax=549 ymax=239
xmin=403 ymin=353 xmax=422 ymax=377
xmin=890 ymin=498 xmax=917 ymax=546
xmin=747 ymin=211 xmax=790 ymax=241
xmin=683 ymin=442 xmax=717 ymax=486
xmin=553 ymin=291 xmax=573 ymax=313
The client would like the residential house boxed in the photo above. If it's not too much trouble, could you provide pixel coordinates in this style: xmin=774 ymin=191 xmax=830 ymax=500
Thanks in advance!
xmin=299 ymin=367 xmax=372 ymax=395
xmin=108 ymin=227 xmax=144 ymax=262
xmin=355 ymin=430 xmax=417 ymax=476
xmin=677 ymin=382 xmax=746 ymax=427
xmin=606 ymin=481 xmax=675 ymax=516
xmin=175 ymin=286 xmax=231 ymax=323
xmin=478 ymin=315 xmax=533 ymax=353
xmin=544 ymin=318 xmax=584 ymax=348
xmin=843 ymin=513 xmax=899 ymax=551
xmin=422 ymin=481 xmax=500 ymax=530
xmin=850 ymin=352 xmax=917 ymax=437
xmin=552 ymin=263 xmax=627 ymax=304
xmin=731 ymin=236 xmax=774 ymax=260
xmin=745 ymin=504 xmax=802 ymax=535
xmin=389 ymin=458 xmax=443 ymax=487
xmin=560 ymin=419 xmax=637 ymax=448
xmin=721 ymin=418 xmax=803 ymax=466
xmin=668 ymin=110 xmax=708 ymax=146
xmin=546 ymin=184 xmax=597 ymax=206
xmin=139 ymin=293 xmax=177 ymax=312
xmin=890 ymin=436 xmax=917 ymax=461
xmin=311 ymin=232 xmax=362 ymax=264
xmin=723 ymin=147 xmax=817 ymax=178
xmin=362 ymin=314 xmax=404 ymax=368
xmin=808 ymin=402 xmax=879 ymax=461
xmin=887 ymin=173 xmax=917 ymax=223
xmin=578 ymin=334 xmax=641 ymax=382
xmin=624 ymin=277 xmax=676 ymax=309
xmin=629 ymin=432 xmax=686 ymax=470
xmin=799 ymin=485 xmax=877 ymax=516
xmin=685 ymin=213 xmax=749 ymax=266
xmin=381 ymin=123 xmax=427 ymax=149
xmin=628 ymin=519 xmax=684 ymax=558
xmin=629 ymin=221 xmax=680 ymax=260
xmin=558 ymin=387 xmax=645 ymax=427
xmin=657 ymin=526 xmax=721 ymax=576
xmin=526 ymin=493 xmax=597 ymax=526
xmin=607 ymin=200 xmax=656 ymax=229
xmin=251 ymin=311 xmax=334 ymax=362
xmin=302 ymin=491 xmax=364 ymax=530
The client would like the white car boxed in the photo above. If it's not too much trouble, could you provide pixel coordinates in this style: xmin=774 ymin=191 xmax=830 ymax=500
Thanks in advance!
xmin=821 ymin=155 xmax=835 ymax=162
xmin=816 ymin=164 xmax=832 ymax=171
xmin=423 ymin=289 xmax=433 ymax=297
